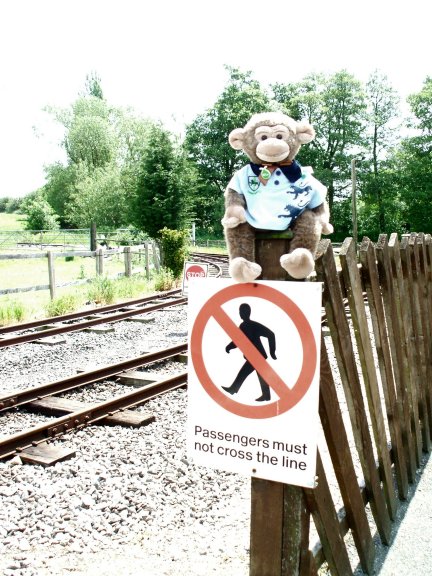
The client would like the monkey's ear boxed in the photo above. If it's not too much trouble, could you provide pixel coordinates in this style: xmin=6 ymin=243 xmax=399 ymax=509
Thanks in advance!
xmin=229 ymin=128 xmax=246 ymax=150
xmin=296 ymin=123 xmax=316 ymax=144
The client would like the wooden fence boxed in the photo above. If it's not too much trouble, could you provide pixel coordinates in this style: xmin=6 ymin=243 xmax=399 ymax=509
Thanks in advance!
xmin=0 ymin=244 xmax=160 ymax=300
xmin=253 ymin=232 xmax=432 ymax=575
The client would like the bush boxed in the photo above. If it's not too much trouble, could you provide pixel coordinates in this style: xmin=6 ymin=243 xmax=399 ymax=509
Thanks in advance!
xmin=24 ymin=197 xmax=60 ymax=231
xmin=46 ymin=293 xmax=80 ymax=317
xmin=153 ymin=268 xmax=176 ymax=291
xmin=87 ymin=276 xmax=115 ymax=304
xmin=159 ymin=228 xmax=189 ymax=278
xmin=0 ymin=300 xmax=26 ymax=325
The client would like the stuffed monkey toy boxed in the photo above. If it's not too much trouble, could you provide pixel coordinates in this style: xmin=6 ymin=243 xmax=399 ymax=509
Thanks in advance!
xmin=222 ymin=112 xmax=333 ymax=282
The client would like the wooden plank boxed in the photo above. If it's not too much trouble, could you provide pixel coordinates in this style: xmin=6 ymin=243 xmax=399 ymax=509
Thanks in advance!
xmin=250 ymin=478 xmax=285 ymax=576
xmin=339 ymin=238 xmax=398 ymax=520
xmin=396 ymin=236 xmax=423 ymax=463
xmin=318 ymin=335 xmax=375 ymax=573
xmin=375 ymin=235 xmax=417 ymax=482
xmin=304 ymin=452 xmax=353 ymax=576
xmin=20 ymin=443 xmax=76 ymax=466
xmin=116 ymin=371 xmax=162 ymax=387
xmin=420 ymin=234 xmax=432 ymax=439
xmin=25 ymin=396 xmax=155 ymax=427
xmin=250 ymin=237 xmax=308 ymax=576
xmin=315 ymin=240 xmax=392 ymax=545
xmin=359 ymin=238 xmax=409 ymax=500
xmin=409 ymin=234 xmax=432 ymax=447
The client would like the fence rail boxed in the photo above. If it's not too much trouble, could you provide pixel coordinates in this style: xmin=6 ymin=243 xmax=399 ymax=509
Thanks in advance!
xmin=0 ymin=244 xmax=160 ymax=299
xmin=0 ymin=228 xmax=150 ymax=251
xmin=284 ymin=232 xmax=432 ymax=575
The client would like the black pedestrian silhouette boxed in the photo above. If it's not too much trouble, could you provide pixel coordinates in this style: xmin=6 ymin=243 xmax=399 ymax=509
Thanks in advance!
xmin=222 ymin=303 xmax=277 ymax=402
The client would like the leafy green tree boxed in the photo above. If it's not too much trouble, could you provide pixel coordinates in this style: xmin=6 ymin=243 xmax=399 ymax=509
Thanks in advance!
xmin=132 ymin=125 xmax=195 ymax=239
xmin=272 ymin=71 xmax=367 ymax=211
xmin=83 ymin=71 xmax=104 ymax=100
xmin=358 ymin=71 xmax=401 ymax=234
xmin=42 ymin=74 xmax=155 ymax=229
xmin=23 ymin=195 xmax=60 ymax=231
xmin=393 ymin=77 xmax=432 ymax=233
xmin=66 ymin=163 xmax=129 ymax=229
xmin=184 ymin=67 xmax=273 ymax=234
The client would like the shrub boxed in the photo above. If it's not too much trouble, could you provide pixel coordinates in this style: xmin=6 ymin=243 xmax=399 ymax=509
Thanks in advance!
xmin=87 ymin=276 xmax=115 ymax=304
xmin=153 ymin=268 xmax=176 ymax=291
xmin=159 ymin=228 xmax=189 ymax=278
xmin=46 ymin=293 xmax=80 ymax=317
xmin=0 ymin=300 xmax=26 ymax=325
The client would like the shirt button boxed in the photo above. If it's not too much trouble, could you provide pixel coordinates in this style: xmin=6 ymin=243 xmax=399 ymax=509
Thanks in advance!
xmin=276 ymin=170 xmax=281 ymax=176
xmin=274 ymin=180 xmax=280 ymax=185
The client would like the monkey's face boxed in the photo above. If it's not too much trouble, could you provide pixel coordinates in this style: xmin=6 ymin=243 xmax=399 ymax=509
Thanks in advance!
xmin=254 ymin=124 xmax=296 ymax=163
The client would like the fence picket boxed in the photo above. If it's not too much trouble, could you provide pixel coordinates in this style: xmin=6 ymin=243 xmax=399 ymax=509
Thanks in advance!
xmin=395 ymin=236 xmax=423 ymax=463
xmin=339 ymin=238 xmax=398 ymax=520
xmin=315 ymin=240 xmax=392 ymax=545
xmin=359 ymin=238 xmax=409 ymax=500
xmin=376 ymin=235 xmax=417 ymax=482
xmin=409 ymin=234 xmax=432 ymax=447
xmin=318 ymin=336 xmax=375 ymax=573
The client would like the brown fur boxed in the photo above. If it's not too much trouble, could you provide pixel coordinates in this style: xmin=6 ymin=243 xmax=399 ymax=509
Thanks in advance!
xmin=222 ymin=112 xmax=333 ymax=281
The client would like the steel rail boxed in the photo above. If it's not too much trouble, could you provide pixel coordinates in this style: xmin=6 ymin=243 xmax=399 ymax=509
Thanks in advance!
xmin=0 ymin=370 xmax=188 ymax=459
xmin=0 ymin=342 xmax=188 ymax=411
xmin=0 ymin=288 xmax=182 ymax=335
xmin=0 ymin=297 xmax=187 ymax=348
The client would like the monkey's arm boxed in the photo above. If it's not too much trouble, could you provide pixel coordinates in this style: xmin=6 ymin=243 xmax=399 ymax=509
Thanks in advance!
xmin=221 ymin=187 xmax=247 ymax=229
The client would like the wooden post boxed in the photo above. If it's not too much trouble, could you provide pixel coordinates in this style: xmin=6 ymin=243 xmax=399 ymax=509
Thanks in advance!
xmin=124 ymin=246 xmax=132 ymax=277
xmin=250 ymin=234 xmax=309 ymax=576
xmin=47 ymin=250 xmax=56 ymax=300
xmin=96 ymin=248 xmax=104 ymax=276
xmin=145 ymin=243 xmax=151 ymax=280
xmin=153 ymin=242 xmax=160 ymax=272
xmin=90 ymin=222 xmax=97 ymax=251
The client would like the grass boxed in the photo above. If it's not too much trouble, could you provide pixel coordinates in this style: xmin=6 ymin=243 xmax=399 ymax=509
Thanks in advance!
xmin=0 ymin=212 xmax=26 ymax=231
xmin=0 ymin=268 xmax=179 ymax=326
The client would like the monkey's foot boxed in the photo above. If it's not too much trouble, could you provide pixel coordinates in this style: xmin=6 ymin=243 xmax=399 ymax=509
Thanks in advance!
xmin=280 ymin=249 xmax=314 ymax=279
xmin=229 ymin=257 xmax=262 ymax=282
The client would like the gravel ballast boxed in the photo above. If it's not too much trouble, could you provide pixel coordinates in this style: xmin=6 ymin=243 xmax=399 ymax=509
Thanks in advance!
xmin=0 ymin=306 xmax=250 ymax=576
xmin=1 ymin=303 xmax=430 ymax=575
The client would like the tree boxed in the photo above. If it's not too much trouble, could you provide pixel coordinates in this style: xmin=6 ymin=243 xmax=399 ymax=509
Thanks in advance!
xmin=83 ymin=71 xmax=104 ymax=100
xmin=23 ymin=195 xmax=60 ymax=231
xmin=272 ymin=71 xmax=368 ymax=211
xmin=394 ymin=77 xmax=432 ymax=233
xmin=184 ymin=67 xmax=273 ymax=234
xmin=42 ymin=73 xmax=155 ymax=229
xmin=358 ymin=71 xmax=401 ymax=234
xmin=132 ymin=125 xmax=195 ymax=239
xmin=66 ymin=163 xmax=129 ymax=229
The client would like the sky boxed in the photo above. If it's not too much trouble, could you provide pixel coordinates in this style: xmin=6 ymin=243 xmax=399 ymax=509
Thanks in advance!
xmin=0 ymin=0 xmax=431 ymax=199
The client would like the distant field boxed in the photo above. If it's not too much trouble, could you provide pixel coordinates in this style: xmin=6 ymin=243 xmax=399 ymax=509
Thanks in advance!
xmin=0 ymin=212 xmax=26 ymax=231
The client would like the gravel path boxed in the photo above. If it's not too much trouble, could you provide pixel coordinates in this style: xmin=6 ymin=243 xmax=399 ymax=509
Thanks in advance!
xmin=1 ymin=303 xmax=430 ymax=575
xmin=0 ymin=306 xmax=250 ymax=576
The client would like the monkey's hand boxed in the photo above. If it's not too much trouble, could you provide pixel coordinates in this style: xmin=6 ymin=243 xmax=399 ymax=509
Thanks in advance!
xmin=221 ymin=205 xmax=246 ymax=229
xmin=321 ymin=221 xmax=334 ymax=235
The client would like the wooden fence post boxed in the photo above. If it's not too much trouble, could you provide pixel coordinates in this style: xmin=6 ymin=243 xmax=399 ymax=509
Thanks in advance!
xmin=154 ymin=242 xmax=161 ymax=272
xmin=90 ymin=223 xmax=97 ymax=251
xmin=95 ymin=248 xmax=104 ymax=276
xmin=47 ymin=250 xmax=56 ymax=300
xmin=250 ymin=234 xmax=309 ymax=576
xmin=124 ymin=246 xmax=132 ymax=277
xmin=145 ymin=242 xmax=151 ymax=280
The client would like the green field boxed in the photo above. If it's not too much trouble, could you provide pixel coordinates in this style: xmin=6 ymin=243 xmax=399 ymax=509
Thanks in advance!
xmin=0 ymin=212 xmax=26 ymax=231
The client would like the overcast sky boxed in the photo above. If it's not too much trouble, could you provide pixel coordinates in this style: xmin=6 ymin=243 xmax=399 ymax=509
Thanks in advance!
xmin=1 ymin=0 xmax=431 ymax=198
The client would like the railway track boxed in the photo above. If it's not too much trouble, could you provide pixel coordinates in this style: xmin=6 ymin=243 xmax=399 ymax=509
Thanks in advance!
xmin=0 ymin=342 xmax=188 ymax=461
xmin=0 ymin=290 xmax=187 ymax=348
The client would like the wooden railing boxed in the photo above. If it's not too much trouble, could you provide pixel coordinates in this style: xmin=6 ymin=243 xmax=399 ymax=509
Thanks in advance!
xmin=251 ymin=233 xmax=432 ymax=575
